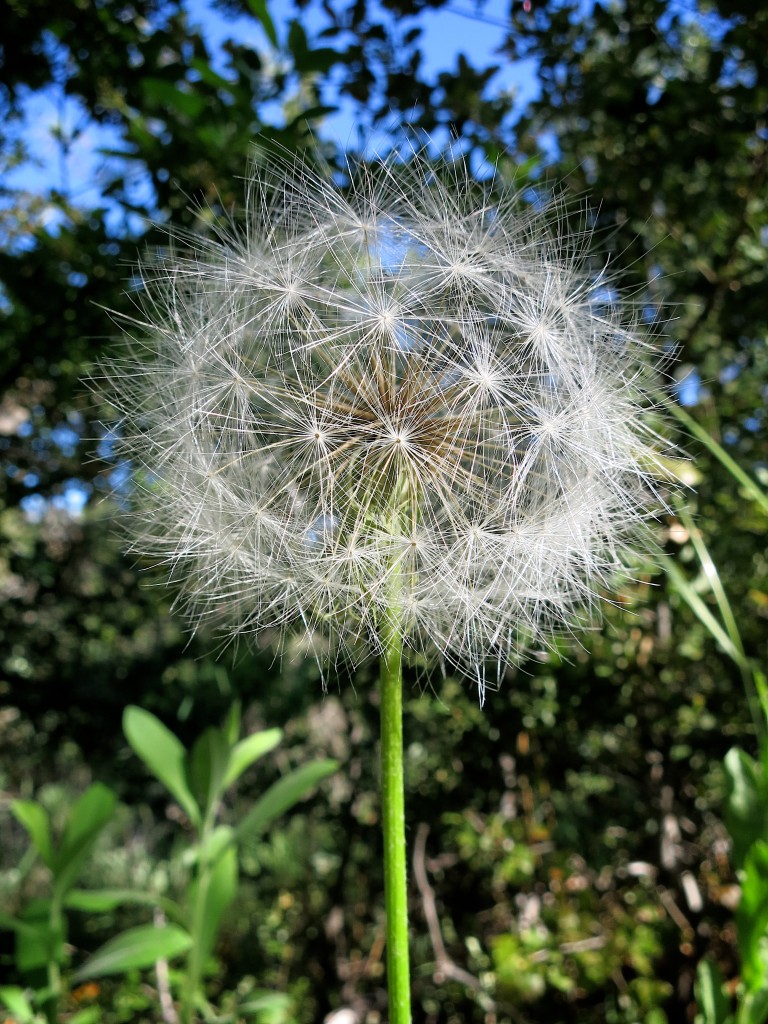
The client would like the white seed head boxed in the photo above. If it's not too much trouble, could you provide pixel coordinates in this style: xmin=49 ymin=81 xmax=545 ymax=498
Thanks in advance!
xmin=105 ymin=151 xmax=672 ymax=689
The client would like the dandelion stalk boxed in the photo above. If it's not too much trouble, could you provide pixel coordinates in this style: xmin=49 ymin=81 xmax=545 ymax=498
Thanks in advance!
xmin=380 ymin=600 xmax=410 ymax=1021
xmin=379 ymin=496 xmax=411 ymax=1021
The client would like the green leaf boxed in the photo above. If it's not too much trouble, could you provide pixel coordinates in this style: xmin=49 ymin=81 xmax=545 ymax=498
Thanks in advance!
xmin=140 ymin=78 xmax=206 ymax=120
xmin=290 ymin=47 xmax=339 ymax=75
xmin=222 ymin=728 xmax=282 ymax=791
xmin=16 ymin=899 xmax=63 ymax=974
xmin=72 ymin=924 xmax=193 ymax=982
xmin=123 ymin=706 xmax=201 ymax=828
xmin=666 ymin=402 xmax=768 ymax=517
xmin=198 ymin=825 xmax=235 ymax=867
xmin=65 ymin=889 xmax=185 ymax=924
xmin=287 ymin=20 xmax=308 ymax=63
xmin=285 ymin=105 xmax=338 ymax=130
xmin=694 ymin=959 xmax=732 ymax=1024
xmin=0 ymin=986 xmax=35 ymax=1022
xmin=55 ymin=784 xmax=117 ymax=895
xmin=69 ymin=1009 xmax=103 ymax=1024
xmin=60 ymin=784 xmax=116 ymax=855
xmin=724 ymin=747 xmax=768 ymax=870
xmin=191 ymin=845 xmax=238 ymax=966
xmin=737 ymin=841 xmax=768 ymax=993
xmin=188 ymin=725 xmax=231 ymax=817
xmin=664 ymin=560 xmax=750 ymax=671
xmin=741 ymin=988 xmax=768 ymax=1024
xmin=674 ymin=499 xmax=750 ymax=669
xmin=224 ymin=701 xmax=242 ymax=748
xmin=236 ymin=760 xmax=337 ymax=844
xmin=189 ymin=58 xmax=238 ymax=94
xmin=246 ymin=0 xmax=278 ymax=47
xmin=0 ymin=911 xmax=44 ymax=939
xmin=741 ymin=989 xmax=768 ymax=1024
xmin=239 ymin=991 xmax=292 ymax=1021
xmin=126 ymin=115 xmax=156 ymax=150
xmin=10 ymin=801 xmax=53 ymax=868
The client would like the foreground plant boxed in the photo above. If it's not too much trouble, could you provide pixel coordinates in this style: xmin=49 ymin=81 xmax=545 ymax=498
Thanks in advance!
xmin=0 ymin=784 xmax=117 ymax=1024
xmin=75 ymin=704 xmax=336 ymax=1023
xmin=695 ymin=684 xmax=768 ymax=1024
xmin=1 ymin=709 xmax=333 ymax=1024
xmin=103 ymin=150 xmax=671 ymax=1021
xmin=669 ymin=439 xmax=768 ymax=1024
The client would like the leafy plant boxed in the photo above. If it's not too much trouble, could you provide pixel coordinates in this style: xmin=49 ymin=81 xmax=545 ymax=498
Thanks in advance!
xmin=68 ymin=704 xmax=337 ymax=1023
xmin=0 ymin=707 xmax=336 ymax=1024
xmin=672 ymin=423 xmax=768 ymax=1024
xmin=0 ymin=783 xmax=117 ymax=1023
xmin=695 ymin=739 xmax=768 ymax=1024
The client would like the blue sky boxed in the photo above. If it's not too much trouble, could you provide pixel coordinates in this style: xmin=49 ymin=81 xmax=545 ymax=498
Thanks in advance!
xmin=4 ymin=0 xmax=538 ymax=225
xmin=5 ymin=0 xmax=542 ymax=519
xmin=186 ymin=0 xmax=538 ymax=148
xmin=6 ymin=0 xmax=722 ymax=524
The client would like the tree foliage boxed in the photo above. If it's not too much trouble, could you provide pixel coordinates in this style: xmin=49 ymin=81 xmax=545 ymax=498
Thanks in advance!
xmin=1 ymin=0 xmax=767 ymax=1021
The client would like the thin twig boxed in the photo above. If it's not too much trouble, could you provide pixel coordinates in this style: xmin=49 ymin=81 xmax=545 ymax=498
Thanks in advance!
xmin=413 ymin=825 xmax=542 ymax=1024
xmin=153 ymin=907 xmax=179 ymax=1024
xmin=659 ymin=886 xmax=693 ymax=935
xmin=413 ymin=824 xmax=490 ymax=995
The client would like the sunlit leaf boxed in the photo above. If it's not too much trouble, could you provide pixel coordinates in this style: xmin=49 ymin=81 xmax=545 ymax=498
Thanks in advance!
xmin=55 ymin=784 xmax=117 ymax=895
xmin=724 ymin=748 xmax=768 ymax=870
xmin=189 ymin=845 xmax=238 ymax=966
xmin=65 ymin=889 xmax=185 ymax=925
xmin=10 ymin=801 xmax=53 ymax=868
xmin=72 ymin=924 xmax=193 ymax=982
xmin=187 ymin=725 xmax=231 ymax=818
xmin=0 ymin=986 xmax=35 ymax=1022
xmin=123 ymin=707 xmax=200 ymax=827
xmin=236 ymin=760 xmax=337 ymax=844
xmin=246 ymin=0 xmax=278 ymax=47
xmin=694 ymin=959 xmax=732 ymax=1024
xmin=222 ymin=728 xmax=282 ymax=790
xmin=737 ymin=842 xmax=768 ymax=993
xmin=16 ymin=899 xmax=63 ymax=974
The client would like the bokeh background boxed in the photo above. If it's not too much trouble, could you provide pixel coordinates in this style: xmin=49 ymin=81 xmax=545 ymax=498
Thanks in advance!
xmin=1 ymin=0 xmax=767 ymax=1021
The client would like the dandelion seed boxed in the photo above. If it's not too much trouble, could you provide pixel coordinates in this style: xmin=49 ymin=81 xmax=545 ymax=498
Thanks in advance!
xmin=105 ymin=150 xmax=671 ymax=691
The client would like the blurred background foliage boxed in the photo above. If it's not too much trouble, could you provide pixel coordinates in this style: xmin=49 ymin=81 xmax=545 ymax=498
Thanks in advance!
xmin=1 ymin=0 xmax=767 ymax=1020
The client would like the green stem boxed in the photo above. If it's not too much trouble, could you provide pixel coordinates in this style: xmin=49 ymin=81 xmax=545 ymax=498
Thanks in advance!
xmin=184 ymin=825 xmax=214 ymax=1024
xmin=380 ymin=587 xmax=412 ymax=1024
xmin=667 ymin=401 xmax=768 ymax=516
xmin=45 ymin=894 xmax=63 ymax=1024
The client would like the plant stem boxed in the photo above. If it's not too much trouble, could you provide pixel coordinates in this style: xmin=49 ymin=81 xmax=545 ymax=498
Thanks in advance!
xmin=45 ymin=895 xmax=63 ymax=1024
xmin=184 ymin=828 xmax=213 ymax=1024
xmin=380 ymin=584 xmax=412 ymax=1024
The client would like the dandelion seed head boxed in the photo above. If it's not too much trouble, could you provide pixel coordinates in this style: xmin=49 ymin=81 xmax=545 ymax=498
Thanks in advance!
xmin=105 ymin=150 xmax=673 ymax=688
